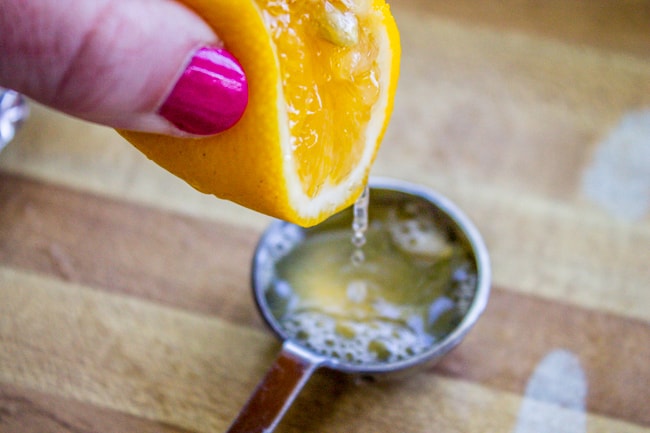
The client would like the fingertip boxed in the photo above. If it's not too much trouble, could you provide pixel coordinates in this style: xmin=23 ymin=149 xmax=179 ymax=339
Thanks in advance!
xmin=157 ymin=46 xmax=249 ymax=136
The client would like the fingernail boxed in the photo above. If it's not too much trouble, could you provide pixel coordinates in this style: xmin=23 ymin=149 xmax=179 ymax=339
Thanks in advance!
xmin=159 ymin=46 xmax=248 ymax=135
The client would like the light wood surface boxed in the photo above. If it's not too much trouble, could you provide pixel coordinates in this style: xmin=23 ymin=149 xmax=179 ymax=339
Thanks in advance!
xmin=1 ymin=1 xmax=649 ymax=432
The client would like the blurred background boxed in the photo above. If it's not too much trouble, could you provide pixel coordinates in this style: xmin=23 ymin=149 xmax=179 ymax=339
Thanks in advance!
xmin=0 ymin=1 xmax=649 ymax=432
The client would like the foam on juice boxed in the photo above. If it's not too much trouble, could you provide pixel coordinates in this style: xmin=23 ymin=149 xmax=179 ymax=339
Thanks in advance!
xmin=264 ymin=195 xmax=477 ymax=365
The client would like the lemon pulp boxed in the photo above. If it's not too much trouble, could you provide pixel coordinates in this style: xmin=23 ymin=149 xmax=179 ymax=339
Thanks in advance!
xmin=261 ymin=0 xmax=381 ymax=197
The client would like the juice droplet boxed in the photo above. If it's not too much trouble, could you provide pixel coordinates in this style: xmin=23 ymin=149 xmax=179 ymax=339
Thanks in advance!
xmin=351 ymin=185 xmax=369 ymax=265
xmin=350 ymin=249 xmax=365 ymax=266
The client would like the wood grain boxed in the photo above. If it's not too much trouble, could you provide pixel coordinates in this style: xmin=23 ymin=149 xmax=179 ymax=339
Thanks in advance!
xmin=1 ymin=0 xmax=649 ymax=431
xmin=0 ymin=383 xmax=195 ymax=433
xmin=1 ymin=173 xmax=648 ymax=427
xmin=392 ymin=0 xmax=650 ymax=60
xmin=1 ymin=267 xmax=648 ymax=433
xmin=0 ymin=172 xmax=262 ymax=325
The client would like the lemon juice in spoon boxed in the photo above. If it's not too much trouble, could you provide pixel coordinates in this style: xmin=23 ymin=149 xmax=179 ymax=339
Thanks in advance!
xmin=264 ymin=193 xmax=477 ymax=365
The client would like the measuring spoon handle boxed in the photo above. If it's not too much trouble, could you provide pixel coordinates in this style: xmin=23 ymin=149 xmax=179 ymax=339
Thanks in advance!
xmin=226 ymin=340 xmax=324 ymax=433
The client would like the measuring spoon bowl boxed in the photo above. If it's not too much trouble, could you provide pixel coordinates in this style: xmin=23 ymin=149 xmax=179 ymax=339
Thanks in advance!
xmin=227 ymin=177 xmax=491 ymax=433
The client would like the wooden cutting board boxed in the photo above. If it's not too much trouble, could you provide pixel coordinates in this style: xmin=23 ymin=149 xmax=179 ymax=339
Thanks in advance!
xmin=1 ymin=0 xmax=649 ymax=432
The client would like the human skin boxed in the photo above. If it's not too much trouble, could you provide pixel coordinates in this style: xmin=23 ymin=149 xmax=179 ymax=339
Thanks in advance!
xmin=0 ymin=0 xmax=247 ymax=136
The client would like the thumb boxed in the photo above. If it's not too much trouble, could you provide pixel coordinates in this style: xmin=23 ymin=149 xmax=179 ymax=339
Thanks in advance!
xmin=0 ymin=0 xmax=248 ymax=136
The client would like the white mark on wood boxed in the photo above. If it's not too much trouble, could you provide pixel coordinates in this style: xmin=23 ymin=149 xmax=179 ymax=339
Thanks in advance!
xmin=582 ymin=109 xmax=650 ymax=220
xmin=513 ymin=349 xmax=587 ymax=433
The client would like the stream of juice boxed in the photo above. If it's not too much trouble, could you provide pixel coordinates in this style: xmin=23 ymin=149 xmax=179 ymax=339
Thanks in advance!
xmin=265 ymin=192 xmax=477 ymax=365
xmin=351 ymin=185 xmax=370 ymax=266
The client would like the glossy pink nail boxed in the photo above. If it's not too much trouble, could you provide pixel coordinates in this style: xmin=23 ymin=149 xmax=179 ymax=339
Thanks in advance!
xmin=159 ymin=46 xmax=248 ymax=135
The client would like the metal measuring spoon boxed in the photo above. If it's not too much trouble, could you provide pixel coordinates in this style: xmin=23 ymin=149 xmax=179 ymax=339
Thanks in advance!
xmin=227 ymin=178 xmax=491 ymax=433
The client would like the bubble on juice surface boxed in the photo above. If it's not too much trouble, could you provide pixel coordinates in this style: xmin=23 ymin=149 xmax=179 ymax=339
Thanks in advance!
xmin=387 ymin=209 xmax=453 ymax=261
xmin=258 ymin=224 xmax=306 ymax=292
xmin=381 ymin=200 xmax=453 ymax=262
xmin=281 ymin=310 xmax=432 ymax=365
xmin=266 ymin=223 xmax=305 ymax=260
xmin=452 ymin=263 xmax=477 ymax=315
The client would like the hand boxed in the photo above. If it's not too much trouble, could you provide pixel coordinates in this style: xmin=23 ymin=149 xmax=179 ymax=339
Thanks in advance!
xmin=0 ymin=0 xmax=249 ymax=136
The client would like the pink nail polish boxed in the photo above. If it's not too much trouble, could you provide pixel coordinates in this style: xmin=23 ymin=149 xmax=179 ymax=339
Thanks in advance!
xmin=159 ymin=46 xmax=248 ymax=135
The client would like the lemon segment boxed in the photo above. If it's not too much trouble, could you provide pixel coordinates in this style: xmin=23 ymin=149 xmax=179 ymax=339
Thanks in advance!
xmin=119 ymin=0 xmax=400 ymax=227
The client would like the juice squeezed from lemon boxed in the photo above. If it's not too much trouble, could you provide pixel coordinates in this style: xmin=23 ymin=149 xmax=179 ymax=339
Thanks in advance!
xmin=264 ymin=193 xmax=477 ymax=365
xmin=350 ymin=185 xmax=370 ymax=266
